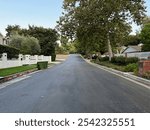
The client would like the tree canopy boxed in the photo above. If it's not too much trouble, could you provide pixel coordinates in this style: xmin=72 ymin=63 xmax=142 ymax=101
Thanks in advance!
xmin=6 ymin=25 xmax=58 ymax=56
xmin=9 ymin=34 xmax=41 ymax=55
xmin=57 ymin=0 xmax=146 ymax=59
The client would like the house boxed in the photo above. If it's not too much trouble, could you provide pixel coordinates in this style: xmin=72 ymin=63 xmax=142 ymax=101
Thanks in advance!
xmin=0 ymin=33 xmax=10 ymax=46
xmin=122 ymin=45 xmax=142 ymax=54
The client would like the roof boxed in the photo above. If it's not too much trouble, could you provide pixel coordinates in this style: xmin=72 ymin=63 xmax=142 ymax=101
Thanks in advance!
xmin=122 ymin=45 xmax=142 ymax=53
xmin=128 ymin=46 xmax=142 ymax=51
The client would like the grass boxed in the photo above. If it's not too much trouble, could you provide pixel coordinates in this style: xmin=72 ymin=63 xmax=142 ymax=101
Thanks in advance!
xmin=0 ymin=64 xmax=37 ymax=77
xmin=93 ymin=60 xmax=126 ymax=72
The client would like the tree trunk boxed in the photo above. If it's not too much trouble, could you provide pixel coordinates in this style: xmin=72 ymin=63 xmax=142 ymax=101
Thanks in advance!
xmin=107 ymin=32 xmax=113 ymax=61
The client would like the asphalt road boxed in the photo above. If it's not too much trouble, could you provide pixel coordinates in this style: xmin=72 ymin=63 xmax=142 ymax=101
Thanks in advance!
xmin=0 ymin=54 xmax=150 ymax=113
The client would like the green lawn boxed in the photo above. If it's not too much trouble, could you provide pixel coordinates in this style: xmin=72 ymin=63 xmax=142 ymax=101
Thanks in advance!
xmin=0 ymin=65 xmax=37 ymax=77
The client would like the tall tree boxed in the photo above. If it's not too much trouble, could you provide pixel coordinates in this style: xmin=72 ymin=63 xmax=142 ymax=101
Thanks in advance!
xmin=57 ymin=0 xmax=146 ymax=60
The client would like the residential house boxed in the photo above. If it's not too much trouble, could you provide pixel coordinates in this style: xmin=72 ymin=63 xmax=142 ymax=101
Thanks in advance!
xmin=122 ymin=45 xmax=142 ymax=54
xmin=0 ymin=33 xmax=10 ymax=46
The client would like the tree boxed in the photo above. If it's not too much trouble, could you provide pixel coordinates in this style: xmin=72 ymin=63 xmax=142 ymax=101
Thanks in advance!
xmin=9 ymin=34 xmax=41 ymax=55
xmin=125 ymin=35 xmax=141 ymax=46
xmin=57 ymin=0 xmax=146 ymax=60
xmin=140 ymin=23 xmax=150 ymax=51
xmin=6 ymin=25 xmax=58 ymax=58
xmin=6 ymin=25 xmax=21 ymax=37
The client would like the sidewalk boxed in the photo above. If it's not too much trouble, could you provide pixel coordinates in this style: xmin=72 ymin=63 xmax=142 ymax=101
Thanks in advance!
xmin=86 ymin=59 xmax=150 ymax=88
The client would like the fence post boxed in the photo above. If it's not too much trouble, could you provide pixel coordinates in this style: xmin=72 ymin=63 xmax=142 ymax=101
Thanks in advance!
xmin=24 ymin=55 xmax=30 ymax=64
xmin=2 ymin=53 xmax=7 ymax=61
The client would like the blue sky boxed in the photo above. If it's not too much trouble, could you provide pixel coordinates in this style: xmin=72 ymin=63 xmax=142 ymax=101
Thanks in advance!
xmin=0 ymin=0 xmax=63 ymax=35
xmin=0 ymin=0 xmax=150 ymax=35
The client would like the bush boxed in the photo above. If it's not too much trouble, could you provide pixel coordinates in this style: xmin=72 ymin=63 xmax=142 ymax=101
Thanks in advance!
xmin=99 ymin=56 xmax=109 ymax=61
xmin=114 ymin=56 xmax=126 ymax=65
xmin=0 ymin=44 xmax=20 ymax=59
xmin=111 ymin=56 xmax=139 ymax=65
xmin=126 ymin=57 xmax=139 ymax=64
xmin=143 ymin=71 xmax=150 ymax=79
xmin=124 ymin=63 xmax=138 ymax=72
xmin=111 ymin=57 xmax=116 ymax=63
xmin=37 ymin=61 xmax=48 ymax=70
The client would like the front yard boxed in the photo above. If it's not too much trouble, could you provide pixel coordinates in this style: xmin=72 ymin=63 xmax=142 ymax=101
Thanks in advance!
xmin=0 ymin=65 xmax=37 ymax=77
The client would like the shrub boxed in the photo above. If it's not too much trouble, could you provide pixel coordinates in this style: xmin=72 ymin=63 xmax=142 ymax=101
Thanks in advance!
xmin=99 ymin=56 xmax=109 ymax=61
xmin=125 ymin=57 xmax=139 ymax=64
xmin=143 ymin=71 xmax=150 ymax=79
xmin=115 ymin=56 xmax=126 ymax=65
xmin=111 ymin=57 xmax=116 ymax=63
xmin=37 ymin=61 xmax=48 ymax=70
xmin=111 ymin=56 xmax=139 ymax=65
xmin=0 ymin=44 xmax=20 ymax=59
xmin=124 ymin=63 xmax=138 ymax=72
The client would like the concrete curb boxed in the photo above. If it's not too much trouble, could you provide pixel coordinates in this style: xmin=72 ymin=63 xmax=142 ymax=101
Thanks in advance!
xmin=87 ymin=60 xmax=150 ymax=87
xmin=79 ymin=54 xmax=150 ymax=88
xmin=0 ymin=69 xmax=37 ymax=84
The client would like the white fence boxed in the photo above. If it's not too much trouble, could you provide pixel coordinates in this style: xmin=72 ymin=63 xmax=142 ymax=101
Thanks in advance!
xmin=114 ymin=52 xmax=150 ymax=59
xmin=0 ymin=53 xmax=51 ymax=69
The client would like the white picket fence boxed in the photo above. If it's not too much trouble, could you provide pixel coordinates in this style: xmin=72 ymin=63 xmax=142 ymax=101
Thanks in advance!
xmin=0 ymin=53 xmax=51 ymax=69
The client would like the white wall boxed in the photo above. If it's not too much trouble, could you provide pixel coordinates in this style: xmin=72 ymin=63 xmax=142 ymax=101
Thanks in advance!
xmin=0 ymin=53 xmax=51 ymax=69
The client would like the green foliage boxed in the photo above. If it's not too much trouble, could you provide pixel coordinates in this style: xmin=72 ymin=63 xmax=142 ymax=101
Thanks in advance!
xmin=57 ymin=0 xmax=146 ymax=56
xmin=51 ymin=53 xmax=56 ymax=61
xmin=6 ymin=25 xmax=21 ymax=37
xmin=113 ymin=56 xmax=126 ymax=65
xmin=111 ymin=56 xmax=138 ymax=65
xmin=0 ymin=64 xmax=36 ymax=77
xmin=0 ymin=44 xmax=20 ymax=59
xmin=9 ymin=34 xmax=41 ymax=55
xmin=124 ymin=63 xmax=138 ymax=72
xmin=140 ymin=23 xmax=150 ymax=51
xmin=99 ymin=57 xmax=109 ymax=61
xmin=6 ymin=25 xmax=58 ymax=56
xmin=143 ymin=71 xmax=150 ymax=79
xmin=125 ymin=35 xmax=141 ymax=46
xmin=37 ymin=62 xmax=48 ymax=70
xmin=26 ymin=25 xmax=58 ymax=56
xmin=126 ymin=57 xmax=139 ymax=64
xmin=142 ymin=44 xmax=150 ymax=51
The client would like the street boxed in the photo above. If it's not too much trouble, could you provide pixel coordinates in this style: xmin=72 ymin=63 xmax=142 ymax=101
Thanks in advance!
xmin=0 ymin=54 xmax=150 ymax=113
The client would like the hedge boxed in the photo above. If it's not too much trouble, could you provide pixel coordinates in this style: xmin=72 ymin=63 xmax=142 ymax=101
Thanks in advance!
xmin=37 ymin=61 xmax=48 ymax=70
xmin=111 ymin=56 xmax=139 ymax=65
xmin=99 ymin=56 xmax=109 ymax=61
xmin=0 ymin=44 xmax=20 ymax=59
xmin=51 ymin=53 xmax=56 ymax=61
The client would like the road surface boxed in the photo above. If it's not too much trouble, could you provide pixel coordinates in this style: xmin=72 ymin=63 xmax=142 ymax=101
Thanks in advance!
xmin=0 ymin=54 xmax=150 ymax=113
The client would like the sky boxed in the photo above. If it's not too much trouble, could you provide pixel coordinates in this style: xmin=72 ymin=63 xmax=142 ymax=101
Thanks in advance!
xmin=0 ymin=0 xmax=150 ymax=35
